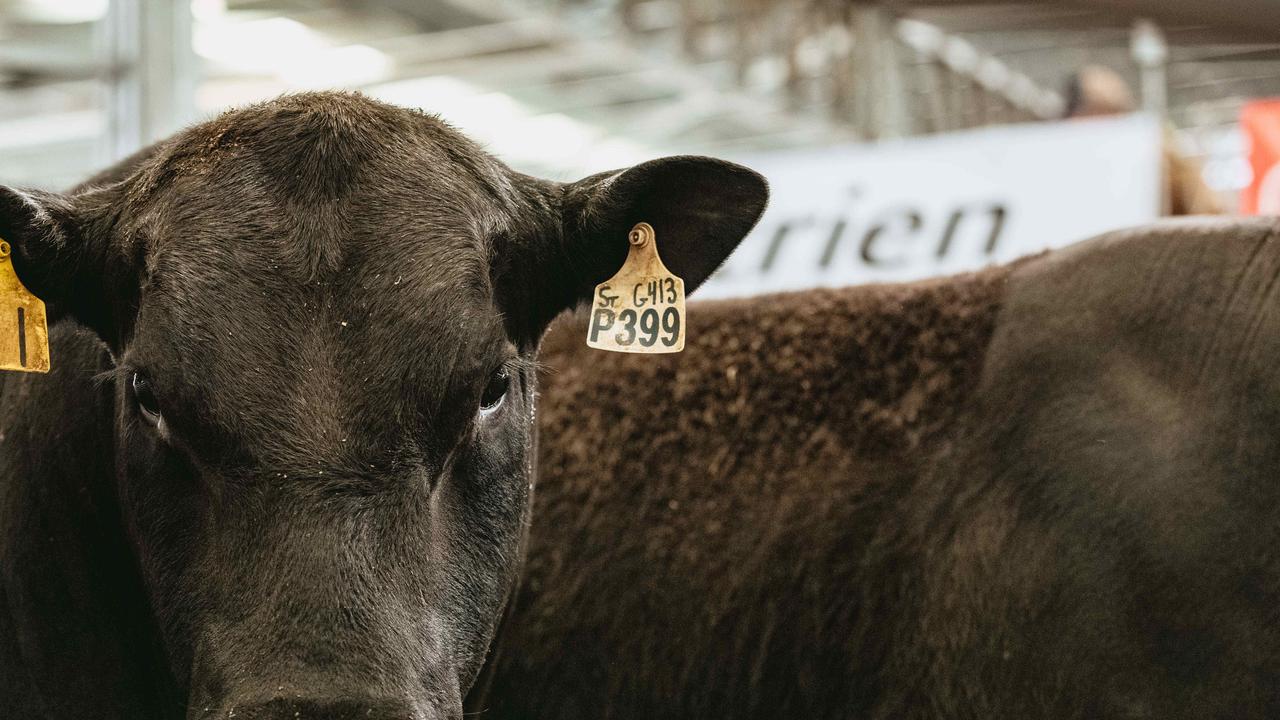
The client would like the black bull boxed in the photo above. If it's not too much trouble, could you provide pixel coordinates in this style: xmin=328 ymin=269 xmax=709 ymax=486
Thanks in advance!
xmin=470 ymin=218 xmax=1280 ymax=719
xmin=0 ymin=92 xmax=767 ymax=719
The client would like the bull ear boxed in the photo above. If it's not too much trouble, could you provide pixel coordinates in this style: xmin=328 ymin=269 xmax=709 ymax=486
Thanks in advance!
xmin=500 ymin=155 xmax=768 ymax=342
xmin=0 ymin=185 xmax=130 ymax=344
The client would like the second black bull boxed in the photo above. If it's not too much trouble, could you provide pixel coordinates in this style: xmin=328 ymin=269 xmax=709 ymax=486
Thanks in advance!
xmin=471 ymin=218 xmax=1280 ymax=719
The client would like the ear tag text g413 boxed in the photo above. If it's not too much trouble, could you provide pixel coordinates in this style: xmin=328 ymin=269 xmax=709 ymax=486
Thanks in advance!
xmin=585 ymin=222 xmax=685 ymax=354
xmin=0 ymin=238 xmax=50 ymax=373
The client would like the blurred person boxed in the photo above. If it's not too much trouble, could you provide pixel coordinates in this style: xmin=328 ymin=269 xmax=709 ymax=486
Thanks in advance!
xmin=1063 ymin=64 xmax=1138 ymax=118
xmin=1063 ymin=64 xmax=1223 ymax=215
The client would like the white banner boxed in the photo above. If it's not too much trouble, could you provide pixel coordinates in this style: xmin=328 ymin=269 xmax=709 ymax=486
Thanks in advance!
xmin=700 ymin=114 xmax=1162 ymax=299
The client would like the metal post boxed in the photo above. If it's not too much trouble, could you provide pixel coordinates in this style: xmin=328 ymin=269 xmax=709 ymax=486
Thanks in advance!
xmin=849 ymin=6 xmax=875 ymax=138
xmin=101 ymin=0 xmax=196 ymax=161
xmin=142 ymin=0 xmax=197 ymax=141
xmin=874 ymin=7 xmax=908 ymax=138
xmin=851 ymin=5 xmax=907 ymax=140
xmin=1131 ymin=18 xmax=1168 ymax=121
xmin=101 ymin=0 xmax=141 ymax=163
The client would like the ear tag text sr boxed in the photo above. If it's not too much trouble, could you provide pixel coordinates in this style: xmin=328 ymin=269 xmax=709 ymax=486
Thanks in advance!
xmin=586 ymin=222 xmax=686 ymax=354
xmin=0 ymin=238 xmax=50 ymax=373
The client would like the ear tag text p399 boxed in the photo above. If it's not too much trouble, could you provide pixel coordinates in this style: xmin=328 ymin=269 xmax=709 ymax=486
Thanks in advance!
xmin=0 ymin=238 xmax=50 ymax=373
xmin=585 ymin=222 xmax=685 ymax=354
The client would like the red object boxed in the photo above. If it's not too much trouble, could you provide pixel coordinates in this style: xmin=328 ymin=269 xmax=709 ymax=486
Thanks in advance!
xmin=1241 ymin=100 xmax=1280 ymax=215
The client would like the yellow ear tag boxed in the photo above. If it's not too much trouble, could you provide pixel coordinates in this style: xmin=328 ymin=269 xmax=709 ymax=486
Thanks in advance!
xmin=585 ymin=222 xmax=686 ymax=354
xmin=0 ymin=238 xmax=50 ymax=373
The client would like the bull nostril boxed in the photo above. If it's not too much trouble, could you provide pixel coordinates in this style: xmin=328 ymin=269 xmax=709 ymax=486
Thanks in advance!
xmin=213 ymin=697 xmax=430 ymax=720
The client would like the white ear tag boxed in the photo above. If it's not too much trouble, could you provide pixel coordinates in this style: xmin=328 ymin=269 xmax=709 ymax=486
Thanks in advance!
xmin=585 ymin=222 xmax=686 ymax=354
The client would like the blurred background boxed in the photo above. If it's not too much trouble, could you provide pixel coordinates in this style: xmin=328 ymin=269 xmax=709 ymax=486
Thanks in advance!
xmin=3 ymin=0 xmax=1280 ymax=294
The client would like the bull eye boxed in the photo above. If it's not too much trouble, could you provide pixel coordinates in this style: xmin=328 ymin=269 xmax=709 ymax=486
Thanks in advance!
xmin=479 ymin=367 xmax=510 ymax=415
xmin=131 ymin=371 xmax=162 ymax=425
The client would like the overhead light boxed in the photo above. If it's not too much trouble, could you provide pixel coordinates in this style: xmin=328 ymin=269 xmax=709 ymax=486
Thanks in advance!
xmin=190 ymin=0 xmax=226 ymax=22
xmin=9 ymin=0 xmax=107 ymax=23
xmin=366 ymin=76 xmax=655 ymax=176
xmin=279 ymin=44 xmax=394 ymax=89
xmin=194 ymin=17 xmax=325 ymax=75
xmin=195 ymin=16 xmax=392 ymax=88
xmin=0 ymin=110 xmax=104 ymax=150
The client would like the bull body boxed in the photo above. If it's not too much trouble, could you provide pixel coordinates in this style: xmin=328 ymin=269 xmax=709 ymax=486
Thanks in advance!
xmin=472 ymin=218 xmax=1280 ymax=719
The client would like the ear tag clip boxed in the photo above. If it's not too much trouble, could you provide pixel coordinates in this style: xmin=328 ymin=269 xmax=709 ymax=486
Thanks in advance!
xmin=586 ymin=222 xmax=686 ymax=354
xmin=0 ymin=238 xmax=50 ymax=373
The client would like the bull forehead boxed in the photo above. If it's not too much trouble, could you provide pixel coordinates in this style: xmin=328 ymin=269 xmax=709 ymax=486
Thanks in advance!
xmin=126 ymin=91 xmax=528 ymax=283
xmin=121 ymin=93 xmax=537 ymax=472
xmin=137 ymin=201 xmax=509 ymax=474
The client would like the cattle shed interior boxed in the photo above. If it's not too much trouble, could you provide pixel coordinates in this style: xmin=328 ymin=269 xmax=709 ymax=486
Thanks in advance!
xmin=1 ymin=0 xmax=1278 ymax=209
xmin=7 ymin=3 xmax=1280 ymax=717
